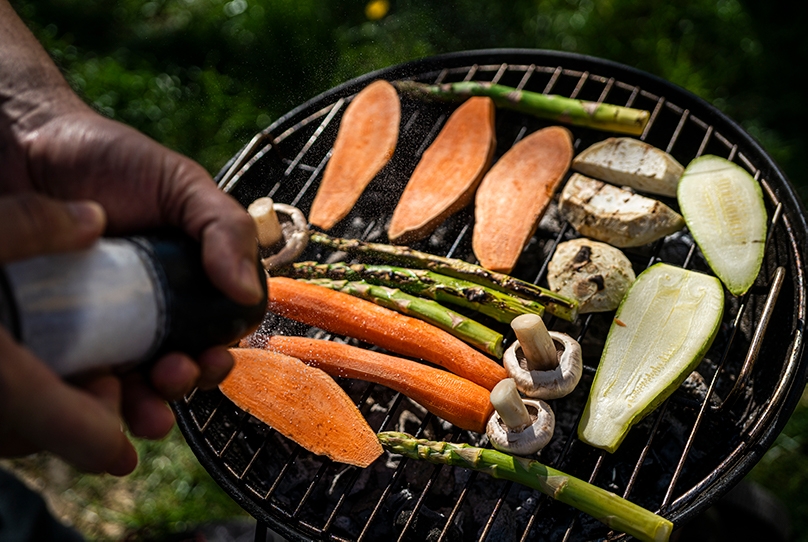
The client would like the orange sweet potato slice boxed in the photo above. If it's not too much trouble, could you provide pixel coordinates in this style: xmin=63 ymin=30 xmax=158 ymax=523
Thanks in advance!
xmin=308 ymin=80 xmax=401 ymax=230
xmin=388 ymin=97 xmax=495 ymax=244
xmin=220 ymin=348 xmax=383 ymax=468
xmin=472 ymin=126 xmax=573 ymax=273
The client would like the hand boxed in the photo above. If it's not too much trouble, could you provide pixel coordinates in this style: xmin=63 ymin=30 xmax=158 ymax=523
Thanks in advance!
xmin=0 ymin=194 xmax=249 ymax=475
xmin=0 ymin=1 xmax=263 ymax=474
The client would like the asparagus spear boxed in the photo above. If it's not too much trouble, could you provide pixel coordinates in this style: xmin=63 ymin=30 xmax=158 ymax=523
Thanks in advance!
xmin=378 ymin=432 xmax=672 ymax=542
xmin=309 ymin=232 xmax=579 ymax=322
xmin=394 ymin=81 xmax=650 ymax=136
xmin=303 ymin=278 xmax=504 ymax=358
xmin=284 ymin=261 xmax=545 ymax=324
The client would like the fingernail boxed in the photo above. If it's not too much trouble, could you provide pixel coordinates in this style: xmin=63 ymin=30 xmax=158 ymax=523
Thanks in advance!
xmin=66 ymin=201 xmax=106 ymax=232
xmin=240 ymin=257 xmax=264 ymax=305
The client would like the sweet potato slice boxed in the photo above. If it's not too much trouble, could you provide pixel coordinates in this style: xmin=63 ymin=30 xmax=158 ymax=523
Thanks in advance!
xmin=220 ymin=348 xmax=383 ymax=468
xmin=308 ymin=80 xmax=401 ymax=230
xmin=388 ymin=97 xmax=496 ymax=244
xmin=472 ymin=126 xmax=574 ymax=273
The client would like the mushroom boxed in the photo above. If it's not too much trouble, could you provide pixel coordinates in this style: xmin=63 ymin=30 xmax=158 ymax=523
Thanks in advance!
xmin=503 ymin=314 xmax=582 ymax=400
xmin=486 ymin=378 xmax=554 ymax=455
xmin=247 ymin=197 xmax=309 ymax=271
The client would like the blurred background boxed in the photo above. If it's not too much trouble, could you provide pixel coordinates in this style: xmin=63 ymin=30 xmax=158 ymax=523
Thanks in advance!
xmin=4 ymin=0 xmax=808 ymax=540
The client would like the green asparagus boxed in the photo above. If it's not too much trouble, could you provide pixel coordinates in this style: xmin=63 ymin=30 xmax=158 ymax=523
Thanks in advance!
xmin=309 ymin=232 xmax=579 ymax=322
xmin=394 ymin=80 xmax=650 ymax=136
xmin=303 ymin=278 xmax=504 ymax=358
xmin=378 ymin=432 xmax=672 ymax=542
xmin=284 ymin=261 xmax=545 ymax=324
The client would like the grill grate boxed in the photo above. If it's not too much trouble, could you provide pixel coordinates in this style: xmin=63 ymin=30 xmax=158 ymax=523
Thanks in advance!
xmin=174 ymin=51 xmax=808 ymax=541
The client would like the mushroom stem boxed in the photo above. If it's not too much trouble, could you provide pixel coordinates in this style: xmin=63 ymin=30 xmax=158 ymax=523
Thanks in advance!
xmin=511 ymin=314 xmax=558 ymax=372
xmin=490 ymin=378 xmax=532 ymax=431
xmin=248 ymin=197 xmax=284 ymax=248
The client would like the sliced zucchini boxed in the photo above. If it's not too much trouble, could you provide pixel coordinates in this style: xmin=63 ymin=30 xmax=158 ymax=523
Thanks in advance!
xmin=578 ymin=263 xmax=723 ymax=453
xmin=677 ymin=155 xmax=767 ymax=296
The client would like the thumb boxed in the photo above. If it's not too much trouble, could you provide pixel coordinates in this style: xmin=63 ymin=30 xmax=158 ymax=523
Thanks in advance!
xmin=0 ymin=193 xmax=106 ymax=262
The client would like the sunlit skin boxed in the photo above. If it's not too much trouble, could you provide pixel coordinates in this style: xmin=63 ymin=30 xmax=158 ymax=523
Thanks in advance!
xmin=0 ymin=0 xmax=261 ymax=476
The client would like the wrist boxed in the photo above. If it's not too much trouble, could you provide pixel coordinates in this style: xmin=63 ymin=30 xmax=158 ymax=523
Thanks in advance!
xmin=0 ymin=1 xmax=86 ymax=139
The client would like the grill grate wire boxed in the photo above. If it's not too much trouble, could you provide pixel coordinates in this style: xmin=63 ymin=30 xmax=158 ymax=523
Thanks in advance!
xmin=175 ymin=53 xmax=808 ymax=541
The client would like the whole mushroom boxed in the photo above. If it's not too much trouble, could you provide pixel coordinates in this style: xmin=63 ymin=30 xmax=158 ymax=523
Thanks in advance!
xmin=486 ymin=378 xmax=554 ymax=455
xmin=503 ymin=314 xmax=582 ymax=400
xmin=247 ymin=197 xmax=309 ymax=271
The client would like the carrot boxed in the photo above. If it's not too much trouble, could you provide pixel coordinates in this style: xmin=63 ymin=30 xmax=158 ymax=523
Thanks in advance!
xmin=220 ymin=348 xmax=383 ymax=468
xmin=262 ymin=335 xmax=494 ymax=433
xmin=388 ymin=97 xmax=496 ymax=244
xmin=308 ymin=79 xmax=401 ymax=230
xmin=472 ymin=126 xmax=574 ymax=273
xmin=266 ymin=277 xmax=508 ymax=390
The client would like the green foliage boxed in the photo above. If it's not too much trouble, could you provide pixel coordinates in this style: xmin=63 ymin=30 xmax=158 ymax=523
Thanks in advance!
xmin=748 ymin=395 xmax=808 ymax=541
xmin=10 ymin=0 xmax=806 ymax=198
xmin=69 ymin=427 xmax=247 ymax=540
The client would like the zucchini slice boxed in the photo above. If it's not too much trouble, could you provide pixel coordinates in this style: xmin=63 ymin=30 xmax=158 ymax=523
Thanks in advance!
xmin=578 ymin=263 xmax=724 ymax=453
xmin=677 ymin=155 xmax=767 ymax=296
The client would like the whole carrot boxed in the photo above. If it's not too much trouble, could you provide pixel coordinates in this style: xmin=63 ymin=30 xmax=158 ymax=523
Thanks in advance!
xmin=266 ymin=277 xmax=508 ymax=390
xmin=263 ymin=336 xmax=494 ymax=433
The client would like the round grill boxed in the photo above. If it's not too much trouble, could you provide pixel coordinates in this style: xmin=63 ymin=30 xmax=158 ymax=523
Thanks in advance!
xmin=173 ymin=49 xmax=808 ymax=541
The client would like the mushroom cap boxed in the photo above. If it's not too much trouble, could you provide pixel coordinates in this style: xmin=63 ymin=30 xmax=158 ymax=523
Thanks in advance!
xmin=486 ymin=399 xmax=554 ymax=456
xmin=503 ymin=331 xmax=582 ymax=400
xmin=261 ymin=203 xmax=310 ymax=271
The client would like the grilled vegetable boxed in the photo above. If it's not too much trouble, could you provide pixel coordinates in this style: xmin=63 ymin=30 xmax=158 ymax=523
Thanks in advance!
xmin=473 ymin=126 xmax=574 ymax=273
xmin=280 ymin=261 xmax=546 ymax=324
xmin=393 ymin=81 xmax=650 ymax=136
xmin=308 ymin=80 xmax=400 ymax=230
xmin=504 ymin=314 xmax=583 ymax=399
xmin=677 ymin=155 xmax=767 ymax=296
xmin=578 ymin=264 xmax=724 ymax=453
xmin=301 ymin=278 xmax=504 ymax=358
xmin=559 ymin=173 xmax=685 ymax=247
xmin=309 ymin=232 xmax=579 ymax=321
xmin=571 ymin=137 xmax=684 ymax=197
xmin=221 ymin=348 xmax=383 ymax=467
xmin=248 ymin=200 xmax=309 ymax=271
xmin=547 ymin=238 xmax=636 ymax=313
xmin=248 ymin=197 xmax=284 ymax=248
xmin=486 ymin=378 xmax=554 ymax=455
xmin=262 ymin=335 xmax=494 ymax=433
xmin=379 ymin=432 xmax=673 ymax=542
xmin=266 ymin=277 xmax=508 ymax=390
xmin=388 ymin=96 xmax=496 ymax=244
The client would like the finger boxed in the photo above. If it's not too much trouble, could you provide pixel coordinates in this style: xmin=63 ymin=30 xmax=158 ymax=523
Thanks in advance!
xmin=121 ymin=373 xmax=176 ymax=440
xmin=0 ymin=194 xmax=106 ymax=262
xmin=149 ymin=352 xmax=200 ymax=401
xmin=0 ymin=331 xmax=136 ymax=475
xmin=172 ymin=174 xmax=264 ymax=306
xmin=194 ymin=346 xmax=234 ymax=390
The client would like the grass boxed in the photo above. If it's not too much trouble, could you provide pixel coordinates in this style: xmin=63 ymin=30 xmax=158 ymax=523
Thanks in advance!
xmin=747 ymin=386 xmax=808 ymax=541
xmin=1 ymin=426 xmax=248 ymax=541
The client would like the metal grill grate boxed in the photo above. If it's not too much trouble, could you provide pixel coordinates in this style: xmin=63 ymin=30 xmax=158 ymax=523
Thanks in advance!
xmin=174 ymin=50 xmax=808 ymax=541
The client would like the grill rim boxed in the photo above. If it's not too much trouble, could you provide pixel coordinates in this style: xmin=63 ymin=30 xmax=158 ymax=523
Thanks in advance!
xmin=175 ymin=48 xmax=808 ymax=541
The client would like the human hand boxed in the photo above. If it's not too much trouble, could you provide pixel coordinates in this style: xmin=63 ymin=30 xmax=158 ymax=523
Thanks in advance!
xmin=0 ymin=194 xmax=250 ymax=474
xmin=1 ymin=2 xmax=262 ymax=474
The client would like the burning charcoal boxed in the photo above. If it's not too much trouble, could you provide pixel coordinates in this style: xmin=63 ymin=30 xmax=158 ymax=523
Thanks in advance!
xmin=476 ymin=502 xmax=517 ymax=542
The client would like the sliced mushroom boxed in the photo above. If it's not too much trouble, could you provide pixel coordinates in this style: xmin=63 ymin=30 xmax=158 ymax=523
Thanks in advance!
xmin=248 ymin=198 xmax=309 ymax=271
xmin=503 ymin=314 xmax=582 ymax=400
xmin=486 ymin=378 xmax=554 ymax=455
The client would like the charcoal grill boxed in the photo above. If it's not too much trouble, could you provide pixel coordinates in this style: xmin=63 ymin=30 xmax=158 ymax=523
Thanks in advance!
xmin=173 ymin=49 xmax=808 ymax=541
